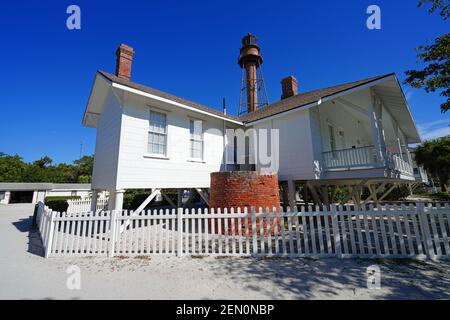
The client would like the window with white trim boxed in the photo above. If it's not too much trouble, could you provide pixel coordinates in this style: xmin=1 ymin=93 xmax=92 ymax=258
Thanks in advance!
xmin=148 ymin=110 xmax=167 ymax=156
xmin=189 ymin=119 xmax=204 ymax=160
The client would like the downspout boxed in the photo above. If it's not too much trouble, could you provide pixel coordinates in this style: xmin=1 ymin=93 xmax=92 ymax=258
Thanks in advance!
xmin=222 ymin=98 xmax=227 ymax=172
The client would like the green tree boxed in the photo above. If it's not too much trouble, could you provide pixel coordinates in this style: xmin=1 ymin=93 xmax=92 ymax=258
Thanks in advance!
xmin=414 ymin=136 xmax=450 ymax=192
xmin=404 ymin=0 xmax=450 ymax=113
xmin=33 ymin=156 xmax=53 ymax=168
xmin=0 ymin=153 xmax=27 ymax=182
xmin=74 ymin=155 xmax=94 ymax=183
xmin=0 ymin=152 xmax=94 ymax=183
xmin=418 ymin=0 xmax=449 ymax=19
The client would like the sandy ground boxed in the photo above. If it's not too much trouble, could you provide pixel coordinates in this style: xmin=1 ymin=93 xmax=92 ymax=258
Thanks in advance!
xmin=0 ymin=203 xmax=449 ymax=300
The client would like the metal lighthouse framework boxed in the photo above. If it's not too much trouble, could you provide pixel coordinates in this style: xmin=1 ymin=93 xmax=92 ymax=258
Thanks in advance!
xmin=238 ymin=33 xmax=269 ymax=115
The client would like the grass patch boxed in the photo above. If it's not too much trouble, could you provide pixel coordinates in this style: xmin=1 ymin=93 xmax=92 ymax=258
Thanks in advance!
xmin=45 ymin=196 xmax=81 ymax=202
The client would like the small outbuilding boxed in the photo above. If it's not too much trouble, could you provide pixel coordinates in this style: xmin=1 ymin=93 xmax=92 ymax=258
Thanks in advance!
xmin=0 ymin=183 xmax=94 ymax=204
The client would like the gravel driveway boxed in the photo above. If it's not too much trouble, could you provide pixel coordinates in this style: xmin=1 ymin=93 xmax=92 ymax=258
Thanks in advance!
xmin=0 ymin=204 xmax=449 ymax=300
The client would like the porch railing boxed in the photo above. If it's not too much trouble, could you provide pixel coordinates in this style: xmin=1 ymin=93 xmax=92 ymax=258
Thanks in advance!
xmin=322 ymin=146 xmax=377 ymax=170
xmin=323 ymin=146 xmax=415 ymax=176
xmin=387 ymin=152 xmax=414 ymax=176
xmin=414 ymin=165 xmax=429 ymax=184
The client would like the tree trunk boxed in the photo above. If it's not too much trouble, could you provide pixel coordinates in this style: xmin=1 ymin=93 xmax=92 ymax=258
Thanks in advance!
xmin=438 ymin=174 xmax=449 ymax=193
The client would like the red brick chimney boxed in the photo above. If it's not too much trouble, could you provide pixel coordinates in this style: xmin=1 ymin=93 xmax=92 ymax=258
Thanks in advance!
xmin=115 ymin=44 xmax=134 ymax=80
xmin=281 ymin=76 xmax=298 ymax=99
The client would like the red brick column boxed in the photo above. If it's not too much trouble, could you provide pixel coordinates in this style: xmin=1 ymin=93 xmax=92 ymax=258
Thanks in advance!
xmin=209 ymin=171 xmax=281 ymax=236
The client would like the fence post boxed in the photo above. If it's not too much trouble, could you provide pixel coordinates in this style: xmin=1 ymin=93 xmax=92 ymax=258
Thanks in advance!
xmin=38 ymin=203 xmax=45 ymax=232
xmin=251 ymin=207 xmax=257 ymax=255
xmin=108 ymin=210 xmax=117 ymax=258
xmin=45 ymin=211 xmax=56 ymax=258
xmin=32 ymin=203 xmax=40 ymax=227
xmin=177 ymin=208 xmax=183 ymax=257
xmin=331 ymin=204 xmax=341 ymax=258
xmin=417 ymin=202 xmax=434 ymax=260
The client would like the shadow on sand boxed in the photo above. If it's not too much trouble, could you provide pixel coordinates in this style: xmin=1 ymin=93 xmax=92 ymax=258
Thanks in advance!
xmin=210 ymin=256 xmax=450 ymax=299
xmin=12 ymin=216 xmax=45 ymax=257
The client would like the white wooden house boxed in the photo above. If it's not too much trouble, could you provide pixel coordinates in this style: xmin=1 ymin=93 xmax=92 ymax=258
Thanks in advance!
xmin=244 ymin=74 xmax=426 ymax=206
xmin=83 ymin=44 xmax=425 ymax=210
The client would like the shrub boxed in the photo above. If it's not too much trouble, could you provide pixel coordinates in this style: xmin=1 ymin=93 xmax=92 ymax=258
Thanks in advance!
xmin=45 ymin=200 xmax=69 ymax=213
xmin=359 ymin=184 xmax=410 ymax=202
xmin=331 ymin=186 xmax=349 ymax=203
xmin=430 ymin=192 xmax=450 ymax=202
xmin=380 ymin=184 xmax=411 ymax=201
xmin=44 ymin=196 xmax=81 ymax=202
xmin=122 ymin=189 xmax=198 ymax=210
xmin=123 ymin=190 xmax=153 ymax=210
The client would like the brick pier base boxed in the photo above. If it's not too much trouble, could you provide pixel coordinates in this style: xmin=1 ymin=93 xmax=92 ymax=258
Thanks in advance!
xmin=209 ymin=171 xmax=281 ymax=236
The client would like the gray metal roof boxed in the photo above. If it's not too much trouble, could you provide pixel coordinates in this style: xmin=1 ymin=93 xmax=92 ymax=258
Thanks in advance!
xmin=98 ymin=71 xmax=241 ymax=122
xmin=85 ymin=71 xmax=420 ymax=143
xmin=0 ymin=183 xmax=91 ymax=191
xmin=240 ymin=74 xmax=394 ymax=123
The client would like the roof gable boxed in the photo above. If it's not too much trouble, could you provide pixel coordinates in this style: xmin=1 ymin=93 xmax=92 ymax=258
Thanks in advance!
xmin=84 ymin=71 xmax=419 ymax=142
xmin=239 ymin=73 xmax=394 ymax=123
xmin=97 ymin=71 xmax=241 ymax=123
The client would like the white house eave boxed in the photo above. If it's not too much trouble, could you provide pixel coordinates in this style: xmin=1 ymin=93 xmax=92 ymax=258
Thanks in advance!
xmin=82 ymin=73 xmax=110 ymax=128
xmin=244 ymin=75 xmax=413 ymax=128
xmin=393 ymin=77 xmax=421 ymax=143
xmin=245 ymin=75 xmax=398 ymax=126
xmin=111 ymin=82 xmax=243 ymax=125
xmin=244 ymin=101 xmax=319 ymax=126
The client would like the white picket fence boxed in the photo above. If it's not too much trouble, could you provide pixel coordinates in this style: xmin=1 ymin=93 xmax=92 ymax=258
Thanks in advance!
xmin=35 ymin=203 xmax=450 ymax=260
xmin=67 ymin=198 xmax=108 ymax=213
xmin=35 ymin=202 xmax=57 ymax=257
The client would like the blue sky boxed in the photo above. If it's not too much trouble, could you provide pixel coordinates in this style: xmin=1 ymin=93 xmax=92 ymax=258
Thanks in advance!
xmin=0 ymin=0 xmax=448 ymax=164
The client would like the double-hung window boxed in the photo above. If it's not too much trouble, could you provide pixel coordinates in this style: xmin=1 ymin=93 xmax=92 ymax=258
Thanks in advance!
xmin=189 ymin=119 xmax=204 ymax=160
xmin=148 ymin=110 xmax=167 ymax=156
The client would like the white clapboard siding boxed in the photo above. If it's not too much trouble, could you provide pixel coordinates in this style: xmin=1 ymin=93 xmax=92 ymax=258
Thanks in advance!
xmin=35 ymin=202 xmax=450 ymax=260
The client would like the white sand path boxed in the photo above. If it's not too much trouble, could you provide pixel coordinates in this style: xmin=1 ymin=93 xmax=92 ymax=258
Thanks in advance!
xmin=1 ymin=204 xmax=449 ymax=300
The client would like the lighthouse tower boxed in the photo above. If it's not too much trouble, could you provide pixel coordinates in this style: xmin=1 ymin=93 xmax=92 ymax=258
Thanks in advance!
xmin=209 ymin=33 xmax=280 ymax=220
xmin=238 ymin=33 xmax=269 ymax=115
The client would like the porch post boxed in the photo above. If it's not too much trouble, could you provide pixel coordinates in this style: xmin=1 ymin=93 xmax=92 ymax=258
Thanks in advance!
xmin=287 ymin=180 xmax=296 ymax=210
xmin=393 ymin=122 xmax=404 ymax=161
xmin=177 ymin=189 xmax=183 ymax=207
xmin=114 ymin=189 xmax=125 ymax=212
xmin=406 ymin=147 xmax=413 ymax=167
xmin=368 ymin=90 xmax=386 ymax=166
xmin=375 ymin=100 xmax=387 ymax=153
xmin=108 ymin=190 xmax=116 ymax=210
xmin=281 ymin=182 xmax=289 ymax=209
xmin=303 ymin=184 xmax=309 ymax=205
xmin=90 ymin=189 xmax=99 ymax=212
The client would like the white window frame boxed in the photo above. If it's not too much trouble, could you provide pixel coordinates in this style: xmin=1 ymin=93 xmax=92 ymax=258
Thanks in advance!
xmin=189 ymin=118 xmax=204 ymax=161
xmin=147 ymin=109 xmax=168 ymax=158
